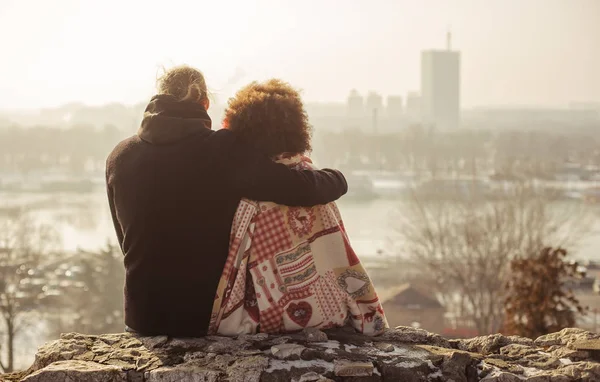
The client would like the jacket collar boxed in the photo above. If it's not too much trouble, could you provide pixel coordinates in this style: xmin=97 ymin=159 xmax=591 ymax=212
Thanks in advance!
xmin=137 ymin=94 xmax=212 ymax=145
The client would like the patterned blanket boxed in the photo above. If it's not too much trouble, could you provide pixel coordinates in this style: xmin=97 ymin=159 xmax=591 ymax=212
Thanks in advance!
xmin=208 ymin=155 xmax=388 ymax=336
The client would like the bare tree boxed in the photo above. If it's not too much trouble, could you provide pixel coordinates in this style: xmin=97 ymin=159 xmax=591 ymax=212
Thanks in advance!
xmin=47 ymin=243 xmax=124 ymax=337
xmin=390 ymin=186 xmax=590 ymax=335
xmin=0 ymin=207 xmax=59 ymax=373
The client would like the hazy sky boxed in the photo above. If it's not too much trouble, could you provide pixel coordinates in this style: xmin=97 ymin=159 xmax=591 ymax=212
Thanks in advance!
xmin=0 ymin=0 xmax=598 ymax=109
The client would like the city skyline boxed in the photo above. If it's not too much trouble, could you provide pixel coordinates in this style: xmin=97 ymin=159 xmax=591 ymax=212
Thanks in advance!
xmin=1 ymin=0 xmax=599 ymax=110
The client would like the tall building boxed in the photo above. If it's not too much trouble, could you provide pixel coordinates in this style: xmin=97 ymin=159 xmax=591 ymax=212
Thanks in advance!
xmin=405 ymin=92 xmax=421 ymax=123
xmin=420 ymin=32 xmax=460 ymax=129
xmin=365 ymin=91 xmax=384 ymax=115
xmin=386 ymin=95 xmax=403 ymax=118
xmin=346 ymin=89 xmax=364 ymax=118
xmin=365 ymin=92 xmax=383 ymax=134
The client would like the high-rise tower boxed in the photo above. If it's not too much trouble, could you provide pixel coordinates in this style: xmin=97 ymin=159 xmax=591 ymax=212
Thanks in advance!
xmin=420 ymin=31 xmax=461 ymax=129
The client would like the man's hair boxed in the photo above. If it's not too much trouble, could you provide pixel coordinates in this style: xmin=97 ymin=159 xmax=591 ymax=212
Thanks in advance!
xmin=224 ymin=79 xmax=312 ymax=157
xmin=157 ymin=65 xmax=208 ymax=104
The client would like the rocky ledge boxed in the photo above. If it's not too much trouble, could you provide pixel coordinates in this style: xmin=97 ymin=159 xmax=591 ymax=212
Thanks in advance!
xmin=3 ymin=327 xmax=600 ymax=382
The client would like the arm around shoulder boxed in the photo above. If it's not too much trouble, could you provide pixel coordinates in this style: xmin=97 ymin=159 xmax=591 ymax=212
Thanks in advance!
xmin=220 ymin=130 xmax=348 ymax=206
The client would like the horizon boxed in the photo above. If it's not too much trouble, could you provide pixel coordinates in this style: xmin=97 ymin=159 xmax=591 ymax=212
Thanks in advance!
xmin=1 ymin=0 xmax=599 ymax=110
xmin=1 ymin=99 xmax=597 ymax=115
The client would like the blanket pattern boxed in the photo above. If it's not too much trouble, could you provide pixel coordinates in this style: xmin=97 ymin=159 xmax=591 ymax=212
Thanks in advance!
xmin=208 ymin=155 xmax=388 ymax=335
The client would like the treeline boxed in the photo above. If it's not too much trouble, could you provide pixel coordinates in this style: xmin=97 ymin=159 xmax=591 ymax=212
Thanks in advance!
xmin=0 ymin=124 xmax=129 ymax=175
xmin=315 ymin=125 xmax=600 ymax=177
xmin=1 ymin=121 xmax=599 ymax=177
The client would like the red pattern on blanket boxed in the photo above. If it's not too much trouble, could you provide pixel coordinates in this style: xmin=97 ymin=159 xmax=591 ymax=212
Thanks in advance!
xmin=208 ymin=155 xmax=388 ymax=336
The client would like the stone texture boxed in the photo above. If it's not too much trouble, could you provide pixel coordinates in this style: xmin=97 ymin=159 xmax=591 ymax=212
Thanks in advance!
xmin=333 ymin=360 xmax=374 ymax=377
xmin=21 ymin=360 xmax=127 ymax=382
xmin=3 ymin=327 xmax=599 ymax=381
xmin=458 ymin=334 xmax=533 ymax=355
xmin=293 ymin=371 xmax=334 ymax=382
xmin=378 ymin=326 xmax=451 ymax=348
xmin=303 ymin=328 xmax=328 ymax=343
xmin=271 ymin=343 xmax=306 ymax=360
xmin=535 ymin=328 xmax=600 ymax=348
xmin=374 ymin=342 xmax=395 ymax=352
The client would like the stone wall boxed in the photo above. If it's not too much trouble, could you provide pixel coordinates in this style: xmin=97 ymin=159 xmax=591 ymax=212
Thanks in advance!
xmin=3 ymin=327 xmax=600 ymax=381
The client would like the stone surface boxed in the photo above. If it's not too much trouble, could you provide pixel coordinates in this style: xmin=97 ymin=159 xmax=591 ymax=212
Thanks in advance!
xmin=3 ymin=327 xmax=599 ymax=381
xmin=293 ymin=371 xmax=334 ymax=381
xmin=333 ymin=360 xmax=374 ymax=377
xmin=572 ymin=339 xmax=600 ymax=351
xmin=535 ymin=328 xmax=600 ymax=348
xmin=21 ymin=360 xmax=127 ymax=382
xmin=271 ymin=343 xmax=306 ymax=360
xmin=374 ymin=342 xmax=395 ymax=352
xmin=458 ymin=334 xmax=533 ymax=355
xmin=303 ymin=328 xmax=329 ymax=343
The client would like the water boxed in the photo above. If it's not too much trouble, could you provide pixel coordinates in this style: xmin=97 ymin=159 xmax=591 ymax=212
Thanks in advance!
xmin=2 ymin=189 xmax=598 ymax=261
xmin=2 ymin=189 xmax=600 ymax=369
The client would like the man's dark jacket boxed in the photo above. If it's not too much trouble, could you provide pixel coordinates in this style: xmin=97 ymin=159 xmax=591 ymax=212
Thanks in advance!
xmin=106 ymin=95 xmax=347 ymax=337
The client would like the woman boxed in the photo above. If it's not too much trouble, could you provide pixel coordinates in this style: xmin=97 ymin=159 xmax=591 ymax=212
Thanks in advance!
xmin=209 ymin=79 xmax=388 ymax=336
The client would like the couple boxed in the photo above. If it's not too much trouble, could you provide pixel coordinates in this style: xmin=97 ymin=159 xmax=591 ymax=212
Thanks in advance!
xmin=106 ymin=65 xmax=387 ymax=338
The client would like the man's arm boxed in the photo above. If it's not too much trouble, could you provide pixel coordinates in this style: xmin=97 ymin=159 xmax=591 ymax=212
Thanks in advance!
xmin=222 ymin=131 xmax=348 ymax=206
xmin=106 ymin=170 xmax=125 ymax=254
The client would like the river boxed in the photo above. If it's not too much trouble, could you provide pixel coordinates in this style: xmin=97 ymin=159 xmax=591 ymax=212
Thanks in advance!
xmin=3 ymin=189 xmax=600 ymax=369
xmin=3 ymin=189 xmax=599 ymax=261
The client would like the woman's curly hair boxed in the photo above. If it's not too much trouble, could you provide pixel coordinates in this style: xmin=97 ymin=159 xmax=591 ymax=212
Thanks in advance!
xmin=224 ymin=79 xmax=312 ymax=158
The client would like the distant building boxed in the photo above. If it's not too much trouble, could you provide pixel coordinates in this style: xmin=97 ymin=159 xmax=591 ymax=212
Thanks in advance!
xmin=386 ymin=95 xmax=403 ymax=118
xmin=365 ymin=92 xmax=384 ymax=115
xmin=365 ymin=92 xmax=383 ymax=134
xmin=341 ymin=89 xmax=410 ymax=133
xmin=405 ymin=92 xmax=421 ymax=123
xmin=382 ymin=284 xmax=446 ymax=334
xmin=420 ymin=32 xmax=460 ymax=130
xmin=346 ymin=89 xmax=365 ymax=118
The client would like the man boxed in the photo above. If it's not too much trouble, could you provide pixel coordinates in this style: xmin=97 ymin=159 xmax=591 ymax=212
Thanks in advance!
xmin=106 ymin=66 xmax=347 ymax=337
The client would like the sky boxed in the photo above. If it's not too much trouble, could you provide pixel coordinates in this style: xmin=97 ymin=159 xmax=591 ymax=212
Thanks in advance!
xmin=0 ymin=0 xmax=599 ymax=110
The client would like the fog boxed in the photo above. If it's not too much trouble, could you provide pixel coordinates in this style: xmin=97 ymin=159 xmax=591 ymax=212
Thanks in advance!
xmin=1 ymin=0 xmax=599 ymax=109
xmin=1 ymin=0 xmax=600 ymax=375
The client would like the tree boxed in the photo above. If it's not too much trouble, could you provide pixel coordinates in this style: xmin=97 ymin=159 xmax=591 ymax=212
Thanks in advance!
xmin=47 ymin=243 xmax=124 ymax=336
xmin=503 ymin=247 xmax=587 ymax=338
xmin=0 ymin=208 xmax=60 ymax=373
xmin=390 ymin=187 xmax=590 ymax=335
